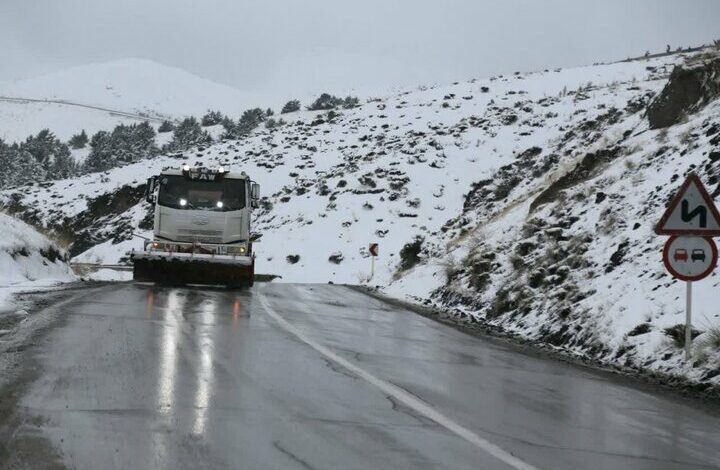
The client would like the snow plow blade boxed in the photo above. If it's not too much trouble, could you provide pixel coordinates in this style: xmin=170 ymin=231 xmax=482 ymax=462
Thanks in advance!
xmin=132 ymin=253 xmax=254 ymax=287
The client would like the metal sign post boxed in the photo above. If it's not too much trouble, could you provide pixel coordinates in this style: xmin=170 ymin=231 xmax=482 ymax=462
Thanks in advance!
xmin=656 ymin=173 xmax=720 ymax=361
xmin=685 ymin=281 xmax=692 ymax=361
xmin=369 ymin=243 xmax=379 ymax=280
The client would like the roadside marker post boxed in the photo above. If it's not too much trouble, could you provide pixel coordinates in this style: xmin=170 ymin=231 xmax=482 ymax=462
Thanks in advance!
xmin=656 ymin=174 xmax=720 ymax=361
xmin=369 ymin=243 xmax=379 ymax=280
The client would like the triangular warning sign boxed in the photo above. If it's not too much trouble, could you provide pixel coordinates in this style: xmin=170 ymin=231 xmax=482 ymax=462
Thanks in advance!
xmin=656 ymin=173 xmax=720 ymax=235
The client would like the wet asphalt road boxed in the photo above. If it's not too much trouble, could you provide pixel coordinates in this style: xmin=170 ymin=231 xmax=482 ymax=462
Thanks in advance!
xmin=4 ymin=283 xmax=720 ymax=470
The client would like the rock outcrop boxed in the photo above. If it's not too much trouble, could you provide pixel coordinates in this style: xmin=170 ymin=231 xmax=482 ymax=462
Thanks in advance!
xmin=647 ymin=53 xmax=720 ymax=128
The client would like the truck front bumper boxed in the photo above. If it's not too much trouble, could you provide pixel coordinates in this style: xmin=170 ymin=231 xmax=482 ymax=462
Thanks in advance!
xmin=131 ymin=241 xmax=254 ymax=286
xmin=132 ymin=250 xmax=253 ymax=266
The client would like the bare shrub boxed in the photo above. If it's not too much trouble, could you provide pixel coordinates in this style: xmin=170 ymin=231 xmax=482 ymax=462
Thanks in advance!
xmin=623 ymin=143 xmax=642 ymax=156
xmin=509 ymin=252 xmax=525 ymax=271
xmin=439 ymin=255 xmax=463 ymax=284
xmin=663 ymin=324 xmax=701 ymax=348
xmin=679 ymin=128 xmax=694 ymax=147
xmin=695 ymin=325 xmax=720 ymax=362
xmin=398 ymin=236 xmax=424 ymax=272
xmin=597 ymin=208 xmax=620 ymax=236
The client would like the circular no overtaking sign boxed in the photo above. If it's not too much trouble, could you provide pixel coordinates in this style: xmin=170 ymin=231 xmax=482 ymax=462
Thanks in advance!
xmin=662 ymin=235 xmax=718 ymax=282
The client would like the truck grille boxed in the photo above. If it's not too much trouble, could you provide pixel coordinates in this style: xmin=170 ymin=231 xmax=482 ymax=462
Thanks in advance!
xmin=176 ymin=229 xmax=224 ymax=243
xmin=177 ymin=229 xmax=224 ymax=237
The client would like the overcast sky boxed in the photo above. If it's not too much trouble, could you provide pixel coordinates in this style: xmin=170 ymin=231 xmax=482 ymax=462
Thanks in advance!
xmin=1 ymin=0 xmax=719 ymax=103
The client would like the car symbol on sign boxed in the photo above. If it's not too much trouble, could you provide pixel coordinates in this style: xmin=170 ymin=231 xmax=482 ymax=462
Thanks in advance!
xmin=673 ymin=249 xmax=688 ymax=262
xmin=691 ymin=249 xmax=706 ymax=262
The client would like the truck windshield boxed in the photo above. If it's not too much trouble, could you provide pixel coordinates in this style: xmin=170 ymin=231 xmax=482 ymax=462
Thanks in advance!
xmin=157 ymin=175 xmax=246 ymax=211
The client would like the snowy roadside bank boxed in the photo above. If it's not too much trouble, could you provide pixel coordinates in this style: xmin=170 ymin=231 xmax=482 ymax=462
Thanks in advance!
xmin=0 ymin=211 xmax=91 ymax=393
xmin=0 ymin=212 xmax=77 ymax=319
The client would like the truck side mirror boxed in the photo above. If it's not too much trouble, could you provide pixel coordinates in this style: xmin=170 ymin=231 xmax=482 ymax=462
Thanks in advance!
xmin=250 ymin=182 xmax=260 ymax=208
xmin=145 ymin=177 xmax=156 ymax=204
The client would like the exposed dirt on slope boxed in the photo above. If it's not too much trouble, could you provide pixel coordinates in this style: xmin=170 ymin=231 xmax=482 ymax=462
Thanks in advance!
xmin=648 ymin=53 xmax=720 ymax=129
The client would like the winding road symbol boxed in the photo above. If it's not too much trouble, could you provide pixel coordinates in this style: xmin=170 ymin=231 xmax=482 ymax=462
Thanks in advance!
xmin=656 ymin=174 xmax=720 ymax=236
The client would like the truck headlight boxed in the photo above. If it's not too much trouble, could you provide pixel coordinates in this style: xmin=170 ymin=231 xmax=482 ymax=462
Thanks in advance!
xmin=227 ymin=245 xmax=247 ymax=255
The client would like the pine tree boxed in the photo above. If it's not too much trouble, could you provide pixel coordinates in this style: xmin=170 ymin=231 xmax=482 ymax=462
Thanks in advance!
xmin=0 ymin=140 xmax=13 ymax=188
xmin=223 ymin=108 xmax=267 ymax=139
xmin=12 ymin=150 xmax=45 ymax=186
xmin=158 ymin=120 xmax=175 ymax=133
xmin=84 ymin=131 xmax=115 ymax=172
xmin=20 ymin=129 xmax=75 ymax=180
xmin=307 ymin=93 xmax=343 ymax=111
xmin=201 ymin=110 xmax=223 ymax=127
xmin=167 ymin=117 xmax=212 ymax=151
xmin=69 ymin=130 xmax=89 ymax=149
xmin=50 ymin=149 xmax=77 ymax=180
xmin=21 ymin=129 xmax=57 ymax=167
xmin=132 ymin=121 xmax=158 ymax=160
xmin=237 ymin=108 xmax=266 ymax=134
xmin=342 ymin=96 xmax=360 ymax=109
xmin=281 ymin=99 xmax=301 ymax=114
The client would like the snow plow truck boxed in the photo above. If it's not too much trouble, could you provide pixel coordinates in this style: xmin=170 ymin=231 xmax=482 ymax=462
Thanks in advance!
xmin=132 ymin=166 xmax=260 ymax=287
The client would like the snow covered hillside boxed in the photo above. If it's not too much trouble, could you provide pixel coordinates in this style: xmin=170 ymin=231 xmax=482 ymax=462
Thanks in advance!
xmin=0 ymin=212 xmax=76 ymax=313
xmin=4 ymin=48 xmax=720 ymax=387
xmin=0 ymin=58 xmax=254 ymax=142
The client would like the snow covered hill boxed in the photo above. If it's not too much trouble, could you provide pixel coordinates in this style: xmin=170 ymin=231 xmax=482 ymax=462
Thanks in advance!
xmin=0 ymin=212 xmax=76 ymax=313
xmin=0 ymin=58 xmax=255 ymax=142
xmin=4 ymin=48 xmax=720 ymax=388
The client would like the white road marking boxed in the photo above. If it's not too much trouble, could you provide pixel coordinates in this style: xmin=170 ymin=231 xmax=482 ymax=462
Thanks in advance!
xmin=259 ymin=291 xmax=540 ymax=470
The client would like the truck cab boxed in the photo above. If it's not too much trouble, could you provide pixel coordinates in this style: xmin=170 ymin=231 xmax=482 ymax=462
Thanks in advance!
xmin=132 ymin=166 xmax=260 ymax=287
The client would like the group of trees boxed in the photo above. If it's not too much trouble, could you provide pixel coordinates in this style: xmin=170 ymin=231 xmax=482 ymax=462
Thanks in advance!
xmin=0 ymin=116 xmax=217 ymax=189
xmin=84 ymin=122 xmax=158 ymax=172
xmin=307 ymin=93 xmax=359 ymax=111
xmin=0 ymin=130 xmax=78 ymax=188
xmin=279 ymin=94 xmax=360 ymax=114
xmin=197 ymin=107 xmax=290 ymax=138
xmin=281 ymin=99 xmax=301 ymax=114
xmin=221 ymin=108 xmax=272 ymax=139
xmin=166 ymin=117 xmax=212 ymax=151
xmin=0 ymin=122 xmax=161 ymax=188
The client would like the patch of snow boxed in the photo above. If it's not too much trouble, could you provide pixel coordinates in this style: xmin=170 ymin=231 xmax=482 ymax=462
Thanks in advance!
xmin=0 ymin=58 xmax=257 ymax=142
xmin=0 ymin=212 xmax=76 ymax=312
